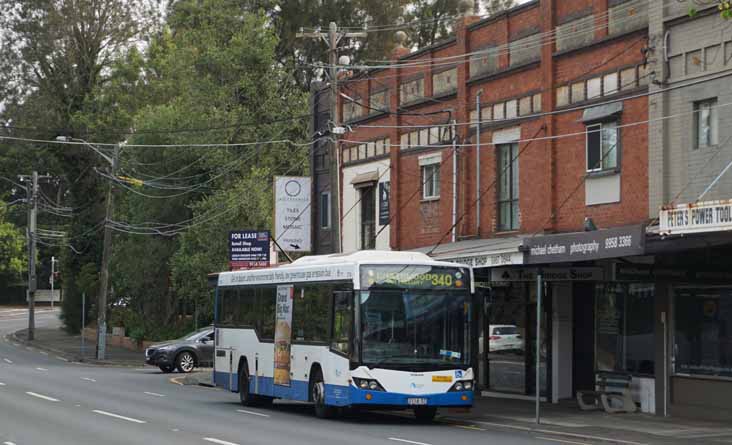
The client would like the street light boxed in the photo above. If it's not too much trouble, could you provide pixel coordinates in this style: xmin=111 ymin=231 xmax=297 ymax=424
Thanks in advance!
xmin=55 ymin=136 xmax=119 ymax=361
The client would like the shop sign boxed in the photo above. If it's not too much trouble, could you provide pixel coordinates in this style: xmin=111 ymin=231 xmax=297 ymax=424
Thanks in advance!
xmin=274 ymin=176 xmax=311 ymax=252
xmin=229 ymin=230 xmax=270 ymax=270
xmin=442 ymin=251 xmax=524 ymax=267
xmin=614 ymin=263 xmax=732 ymax=282
xmin=660 ymin=199 xmax=732 ymax=235
xmin=524 ymin=225 xmax=645 ymax=264
xmin=490 ymin=267 xmax=604 ymax=282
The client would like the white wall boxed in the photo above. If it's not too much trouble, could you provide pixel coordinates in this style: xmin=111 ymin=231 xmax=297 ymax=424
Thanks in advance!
xmin=342 ymin=159 xmax=391 ymax=252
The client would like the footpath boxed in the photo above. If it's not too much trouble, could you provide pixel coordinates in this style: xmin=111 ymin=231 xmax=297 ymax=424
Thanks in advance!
xmin=13 ymin=326 xmax=143 ymax=366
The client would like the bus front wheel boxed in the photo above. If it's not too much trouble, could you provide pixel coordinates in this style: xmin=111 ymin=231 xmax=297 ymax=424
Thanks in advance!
xmin=238 ymin=369 xmax=271 ymax=407
xmin=311 ymin=370 xmax=334 ymax=419
xmin=414 ymin=407 xmax=437 ymax=423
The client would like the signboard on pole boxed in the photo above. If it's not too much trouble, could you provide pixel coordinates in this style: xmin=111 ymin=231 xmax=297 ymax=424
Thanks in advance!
xmin=274 ymin=176 xmax=311 ymax=252
xmin=660 ymin=199 xmax=732 ymax=235
xmin=523 ymin=225 xmax=645 ymax=264
xmin=379 ymin=181 xmax=390 ymax=226
xmin=273 ymin=285 xmax=294 ymax=386
xmin=229 ymin=230 xmax=270 ymax=270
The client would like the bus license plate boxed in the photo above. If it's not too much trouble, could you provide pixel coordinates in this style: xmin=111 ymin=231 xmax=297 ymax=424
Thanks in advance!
xmin=408 ymin=398 xmax=427 ymax=406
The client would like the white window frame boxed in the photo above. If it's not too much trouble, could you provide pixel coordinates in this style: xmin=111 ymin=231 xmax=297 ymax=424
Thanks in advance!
xmin=586 ymin=121 xmax=620 ymax=173
xmin=694 ymin=98 xmax=718 ymax=149
xmin=419 ymin=154 xmax=441 ymax=200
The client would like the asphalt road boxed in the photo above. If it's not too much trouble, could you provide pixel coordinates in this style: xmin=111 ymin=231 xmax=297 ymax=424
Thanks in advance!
xmin=0 ymin=308 xmax=580 ymax=445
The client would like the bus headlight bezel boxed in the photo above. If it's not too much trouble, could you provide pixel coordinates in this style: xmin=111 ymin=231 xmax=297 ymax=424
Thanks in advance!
xmin=448 ymin=380 xmax=474 ymax=392
xmin=352 ymin=378 xmax=385 ymax=392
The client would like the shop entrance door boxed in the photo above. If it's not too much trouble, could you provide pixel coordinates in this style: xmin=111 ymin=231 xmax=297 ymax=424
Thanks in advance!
xmin=485 ymin=282 xmax=551 ymax=398
xmin=573 ymin=283 xmax=595 ymax=394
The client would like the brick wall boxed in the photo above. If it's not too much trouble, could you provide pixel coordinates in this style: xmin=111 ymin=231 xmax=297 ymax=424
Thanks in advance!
xmin=336 ymin=0 xmax=651 ymax=251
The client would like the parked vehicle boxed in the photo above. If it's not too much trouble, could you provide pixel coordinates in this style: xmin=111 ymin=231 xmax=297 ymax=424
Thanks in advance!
xmin=488 ymin=325 xmax=523 ymax=352
xmin=145 ymin=327 xmax=214 ymax=373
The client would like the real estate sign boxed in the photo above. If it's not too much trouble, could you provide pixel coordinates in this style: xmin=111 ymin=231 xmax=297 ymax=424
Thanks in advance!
xmin=660 ymin=199 xmax=732 ymax=235
xmin=274 ymin=176 xmax=311 ymax=252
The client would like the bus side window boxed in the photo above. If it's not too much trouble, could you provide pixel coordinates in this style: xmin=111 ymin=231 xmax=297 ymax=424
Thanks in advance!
xmin=332 ymin=291 xmax=353 ymax=355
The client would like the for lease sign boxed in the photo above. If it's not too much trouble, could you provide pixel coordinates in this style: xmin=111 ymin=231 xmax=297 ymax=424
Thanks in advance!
xmin=660 ymin=200 xmax=732 ymax=235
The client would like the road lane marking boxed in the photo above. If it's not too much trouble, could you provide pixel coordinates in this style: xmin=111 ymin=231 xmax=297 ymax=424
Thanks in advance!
xmin=4 ymin=441 xmax=17 ymax=445
xmin=0 ymin=382 xmax=6 ymax=386
xmin=81 ymin=377 xmax=97 ymax=383
xmin=26 ymin=391 xmax=60 ymax=402
xmin=453 ymin=425 xmax=486 ymax=431
xmin=144 ymin=391 xmax=165 ymax=397
xmin=203 ymin=438 xmax=240 ymax=445
xmin=388 ymin=438 xmax=433 ymax=445
xmin=92 ymin=410 xmax=147 ymax=424
xmin=535 ymin=437 xmax=591 ymax=445
xmin=36 ymin=367 xmax=48 ymax=371
xmin=56 ymin=356 xmax=68 ymax=362
xmin=39 ymin=351 xmax=48 ymax=355
xmin=170 ymin=376 xmax=184 ymax=386
xmin=236 ymin=409 xmax=270 ymax=418
xmin=3 ymin=358 xmax=13 ymax=364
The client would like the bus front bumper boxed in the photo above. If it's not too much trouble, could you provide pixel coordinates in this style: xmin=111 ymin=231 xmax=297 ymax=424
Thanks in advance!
xmin=348 ymin=386 xmax=473 ymax=408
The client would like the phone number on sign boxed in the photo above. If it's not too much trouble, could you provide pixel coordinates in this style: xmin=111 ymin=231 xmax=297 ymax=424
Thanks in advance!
xmin=605 ymin=235 xmax=632 ymax=249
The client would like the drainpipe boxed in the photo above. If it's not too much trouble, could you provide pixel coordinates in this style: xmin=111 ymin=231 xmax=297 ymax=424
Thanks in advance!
xmin=451 ymin=119 xmax=458 ymax=243
xmin=476 ymin=91 xmax=482 ymax=237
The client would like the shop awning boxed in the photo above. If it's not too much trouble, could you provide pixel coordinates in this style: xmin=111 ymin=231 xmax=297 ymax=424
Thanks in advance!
xmin=411 ymin=235 xmax=525 ymax=267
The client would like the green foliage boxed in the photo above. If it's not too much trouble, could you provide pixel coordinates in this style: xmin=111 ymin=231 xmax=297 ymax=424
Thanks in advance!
xmin=690 ymin=1 xmax=732 ymax=19
xmin=0 ymin=202 xmax=26 ymax=283
xmin=60 ymin=262 xmax=98 ymax=333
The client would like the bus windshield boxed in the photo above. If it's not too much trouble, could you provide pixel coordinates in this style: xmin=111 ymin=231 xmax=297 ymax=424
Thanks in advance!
xmin=359 ymin=265 xmax=470 ymax=369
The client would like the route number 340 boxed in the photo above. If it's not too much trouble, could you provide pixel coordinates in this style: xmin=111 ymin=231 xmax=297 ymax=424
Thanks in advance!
xmin=605 ymin=235 xmax=632 ymax=249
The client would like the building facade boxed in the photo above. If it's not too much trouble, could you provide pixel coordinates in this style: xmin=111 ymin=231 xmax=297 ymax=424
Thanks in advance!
xmin=309 ymin=0 xmax=732 ymax=421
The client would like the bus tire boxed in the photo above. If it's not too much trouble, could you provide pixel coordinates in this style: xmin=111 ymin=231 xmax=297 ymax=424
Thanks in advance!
xmin=239 ymin=368 xmax=271 ymax=407
xmin=310 ymin=368 xmax=334 ymax=419
xmin=414 ymin=407 xmax=437 ymax=423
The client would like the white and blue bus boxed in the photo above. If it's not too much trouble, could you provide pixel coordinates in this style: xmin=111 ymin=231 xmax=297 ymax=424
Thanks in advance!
xmin=213 ymin=251 xmax=474 ymax=421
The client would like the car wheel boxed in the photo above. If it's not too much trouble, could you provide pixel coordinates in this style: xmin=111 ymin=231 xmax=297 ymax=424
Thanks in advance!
xmin=311 ymin=369 xmax=334 ymax=419
xmin=159 ymin=365 xmax=174 ymax=373
xmin=176 ymin=351 xmax=196 ymax=373
xmin=414 ymin=406 xmax=437 ymax=423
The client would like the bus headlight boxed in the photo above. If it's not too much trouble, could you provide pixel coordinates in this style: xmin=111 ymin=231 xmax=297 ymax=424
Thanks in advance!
xmin=353 ymin=378 xmax=385 ymax=391
xmin=449 ymin=380 xmax=474 ymax=392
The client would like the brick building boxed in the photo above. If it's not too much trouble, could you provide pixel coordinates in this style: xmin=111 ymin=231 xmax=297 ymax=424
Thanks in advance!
xmin=310 ymin=0 xmax=732 ymax=421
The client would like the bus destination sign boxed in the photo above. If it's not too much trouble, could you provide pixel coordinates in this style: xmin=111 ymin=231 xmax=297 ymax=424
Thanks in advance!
xmin=362 ymin=266 xmax=468 ymax=290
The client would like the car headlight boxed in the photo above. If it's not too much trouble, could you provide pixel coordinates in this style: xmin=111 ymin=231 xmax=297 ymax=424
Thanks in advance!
xmin=352 ymin=378 xmax=385 ymax=391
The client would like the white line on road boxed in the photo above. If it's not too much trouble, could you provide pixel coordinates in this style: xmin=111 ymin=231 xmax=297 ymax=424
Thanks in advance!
xmin=473 ymin=421 xmax=648 ymax=445
xmin=39 ymin=351 xmax=48 ymax=355
xmin=4 ymin=441 xmax=17 ymax=445
xmin=0 ymin=382 xmax=6 ymax=386
xmin=535 ymin=437 xmax=590 ymax=445
xmin=81 ymin=377 xmax=97 ymax=383
xmin=203 ymin=438 xmax=240 ymax=445
xmin=3 ymin=358 xmax=13 ymax=364
xmin=388 ymin=438 xmax=433 ymax=445
xmin=236 ymin=409 xmax=270 ymax=418
xmin=56 ymin=356 xmax=68 ymax=362
xmin=26 ymin=391 xmax=60 ymax=402
xmin=92 ymin=410 xmax=147 ymax=424
xmin=36 ymin=367 xmax=48 ymax=371
xmin=144 ymin=391 xmax=165 ymax=397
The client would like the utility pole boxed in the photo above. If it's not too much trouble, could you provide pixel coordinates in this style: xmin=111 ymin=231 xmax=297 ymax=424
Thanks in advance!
xmin=96 ymin=143 xmax=120 ymax=361
xmin=297 ymin=23 xmax=366 ymax=253
xmin=50 ymin=256 xmax=57 ymax=310
xmin=27 ymin=171 xmax=38 ymax=341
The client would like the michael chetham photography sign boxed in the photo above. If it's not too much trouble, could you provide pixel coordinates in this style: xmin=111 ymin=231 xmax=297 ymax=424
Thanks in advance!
xmin=523 ymin=225 xmax=645 ymax=264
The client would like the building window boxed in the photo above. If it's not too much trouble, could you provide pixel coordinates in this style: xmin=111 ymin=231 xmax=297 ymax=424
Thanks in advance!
xmin=674 ymin=286 xmax=732 ymax=379
xmin=694 ymin=99 xmax=718 ymax=149
xmin=432 ymin=67 xmax=457 ymax=96
xmin=343 ymin=96 xmax=363 ymax=122
xmin=421 ymin=162 xmax=441 ymax=200
xmin=360 ymin=185 xmax=376 ymax=249
xmin=596 ymin=284 xmax=655 ymax=375
xmin=369 ymin=89 xmax=388 ymax=114
xmin=399 ymin=77 xmax=424 ymax=105
xmin=320 ymin=192 xmax=331 ymax=229
xmin=497 ymin=143 xmax=519 ymax=231
xmin=586 ymin=121 xmax=619 ymax=172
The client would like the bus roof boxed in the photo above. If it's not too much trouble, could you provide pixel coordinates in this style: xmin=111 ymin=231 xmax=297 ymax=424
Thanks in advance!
xmin=217 ymin=250 xmax=468 ymax=287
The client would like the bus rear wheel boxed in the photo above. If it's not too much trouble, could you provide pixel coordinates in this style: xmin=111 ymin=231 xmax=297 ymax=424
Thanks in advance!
xmin=414 ymin=407 xmax=437 ymax=423
xmin=311 ymin=370 xmax=334 ymax=419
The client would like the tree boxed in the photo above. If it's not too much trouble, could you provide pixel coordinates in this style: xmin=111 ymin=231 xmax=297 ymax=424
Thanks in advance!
xmin=0 ymin=202 xmax=26 ymax=285
xmin=690 ymin=1 xmax=732 ymax=19
xmin=485 ymin=0 xmax=515 ymax=16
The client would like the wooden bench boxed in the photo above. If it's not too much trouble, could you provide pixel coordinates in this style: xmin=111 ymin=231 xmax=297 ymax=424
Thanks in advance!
xmin=576 ymin=372 xmax=637 ymax=414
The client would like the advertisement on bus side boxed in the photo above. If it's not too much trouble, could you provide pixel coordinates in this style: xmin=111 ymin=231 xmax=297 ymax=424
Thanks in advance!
xmin=274 ymin=285 xmax=294 ymax=386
